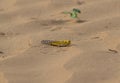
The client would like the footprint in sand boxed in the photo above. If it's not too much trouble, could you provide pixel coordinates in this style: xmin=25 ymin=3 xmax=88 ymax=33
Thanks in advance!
xmin=0 ymin=51 xmax=4 ymax=54
xmin=0 ymin=32 xmax=20 ymax=37
xmin=0 ymin=32 xmax=6 ymax=36
xmin=0 ymin=51 xmax=5 ymax=58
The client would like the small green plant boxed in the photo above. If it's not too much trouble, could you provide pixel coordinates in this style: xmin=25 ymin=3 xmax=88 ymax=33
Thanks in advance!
xmin=63 ymin=8 xmax=81 ymax=18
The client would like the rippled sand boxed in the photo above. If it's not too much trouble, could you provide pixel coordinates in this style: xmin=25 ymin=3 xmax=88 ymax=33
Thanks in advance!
xmin=0 ymin=0 xmax=120 ymax=83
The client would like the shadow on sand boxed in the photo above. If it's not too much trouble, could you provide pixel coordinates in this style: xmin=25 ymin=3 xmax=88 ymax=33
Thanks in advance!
xmin=40 ymin=19 xmax=70 ymax=26
xmin=40 ymin=19 xmax=87 ymax=26
xmin=76 ymin=19 xmax=87 ymax=23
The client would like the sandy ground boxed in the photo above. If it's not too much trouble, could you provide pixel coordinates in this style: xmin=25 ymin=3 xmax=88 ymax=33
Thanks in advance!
xmin=0 ymin=0 xmax=120 ymax=83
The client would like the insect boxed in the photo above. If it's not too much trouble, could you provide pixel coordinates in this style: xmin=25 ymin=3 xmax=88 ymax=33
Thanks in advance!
xmin=41 ymin=40 xmax=71 ymax=47
xmin=63 ymin=8 xmax=81 ymax=18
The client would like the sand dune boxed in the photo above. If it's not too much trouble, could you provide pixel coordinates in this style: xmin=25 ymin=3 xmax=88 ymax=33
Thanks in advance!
xmin=0 ymin=0 xmax=120 ymax=83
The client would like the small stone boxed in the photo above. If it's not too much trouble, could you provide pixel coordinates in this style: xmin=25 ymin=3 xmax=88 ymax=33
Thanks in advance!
xmin=108 ymin=49 xmax=118 ymax=53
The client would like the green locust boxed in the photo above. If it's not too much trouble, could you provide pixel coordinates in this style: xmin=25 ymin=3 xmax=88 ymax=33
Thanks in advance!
xmin=63 ymin=8 xmax=81 ymax=18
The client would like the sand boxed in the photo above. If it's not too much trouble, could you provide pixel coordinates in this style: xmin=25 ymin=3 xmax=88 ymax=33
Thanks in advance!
xmin=0 ymin=0 xmax=120 ymax=83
